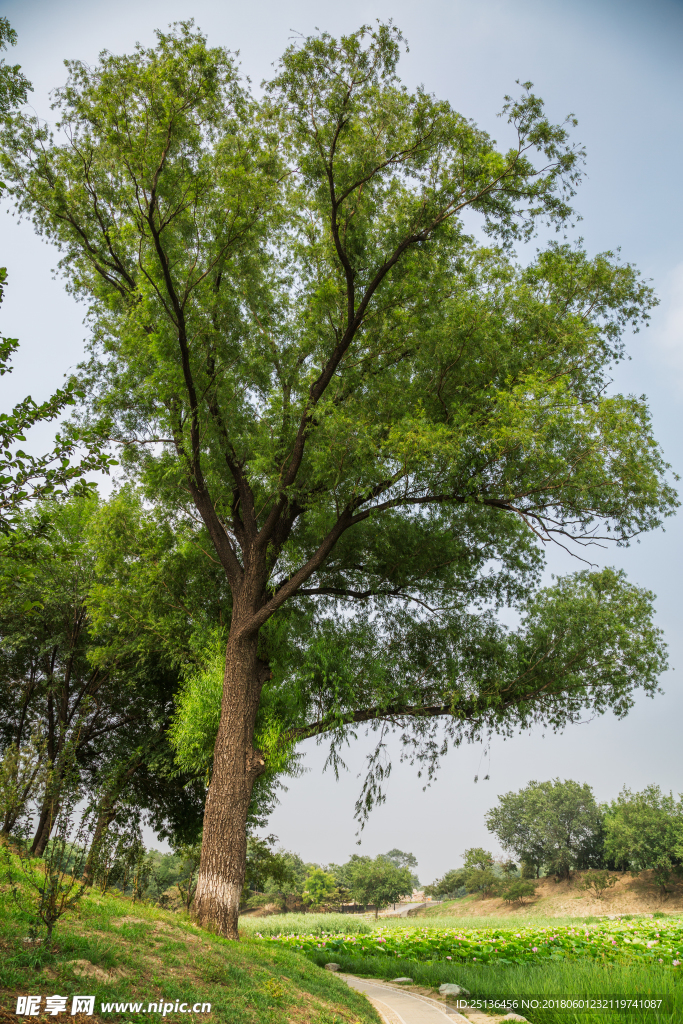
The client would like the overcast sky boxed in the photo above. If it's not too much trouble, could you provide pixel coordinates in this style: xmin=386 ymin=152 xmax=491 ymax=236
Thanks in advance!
xmin=2 ymin=0 xmax=683 ymax=883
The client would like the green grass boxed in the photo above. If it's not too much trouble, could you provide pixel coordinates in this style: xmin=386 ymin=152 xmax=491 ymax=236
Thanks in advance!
xmin=0 ymin=875 xmax=379 ymax=1024
xmin=239 ymin=913 xmax=373 ymax=937
xmin=304 ymin=950 xmax=681 ymax=1023
xmin=239 ymin=910 xmax=681 ymax=934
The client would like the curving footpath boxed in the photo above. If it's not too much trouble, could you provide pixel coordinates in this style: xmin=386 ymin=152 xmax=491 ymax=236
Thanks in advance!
xmin=341 ymin=976 xmax=470 ymax=1024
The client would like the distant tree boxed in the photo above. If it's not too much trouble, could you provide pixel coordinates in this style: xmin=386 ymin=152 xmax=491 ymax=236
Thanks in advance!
xmin=424 ymin=868 xmax=468 ymax=899
xmin=486 ymin=779 xmax=604 ymax=879
xmin=603 ymin=786 xmax=683 ymax=898
xmin=461 ymin=848 xmax=499 ymax=898
xmin=257 ymin=849 xmax=310 ymax=912
xmin=244 ymin=835 xmax=294 ymax=890
xmin=302 ymin=867 xmax=339 ymax=909
xmin=500 ymin=879 xmax=537 ymax=905
xmin=382 ymin=849 xmax=420 ymax=886
xmin=463 ymin=848 xmax=495 ymax=871
xmin=345 ymin=855 xmax=414 ymax=918
xmin=499 ymin=859 xmax=519 ymax=878
xmin=277 ymin=850 xmax=309 ymax=891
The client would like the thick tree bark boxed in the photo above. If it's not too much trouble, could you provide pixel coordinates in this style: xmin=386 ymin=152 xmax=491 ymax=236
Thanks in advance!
xmin=193 ymin=627 xmax=269 ymax=939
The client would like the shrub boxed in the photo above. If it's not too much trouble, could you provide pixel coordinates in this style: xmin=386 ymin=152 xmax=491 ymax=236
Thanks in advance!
xmin=1 ymin=784 xmax=94 ymax=947
xmin=577 ymin=870 xmax=619 ymax=900
xmin=500 ymin=880 xmax=537 ymax=905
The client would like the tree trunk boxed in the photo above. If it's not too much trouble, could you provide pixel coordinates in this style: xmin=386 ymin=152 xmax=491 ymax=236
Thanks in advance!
xmin=193 ymin=629 xmax=268 ymax=939
xmin=31 ymin=801 xmax=53 ymax=856
xmin=82 ymin=802 xmax=118 ymax=884
xmin=82 ymin=752 xmax=147 ymax=884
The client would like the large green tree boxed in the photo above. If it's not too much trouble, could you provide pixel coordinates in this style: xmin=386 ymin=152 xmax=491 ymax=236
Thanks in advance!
xmin=1 ymin=23 xmax=675 ymax=938
xmin=603 ymin=786 xmax=683 ymax=894
xmin=485 ymin=778 xmax=604 ymax=878
xmin=344 ymin=854 xmax=414 ymax=917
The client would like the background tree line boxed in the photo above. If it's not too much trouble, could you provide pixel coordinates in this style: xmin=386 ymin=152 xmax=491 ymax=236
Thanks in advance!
xmin=425 ymin=778 xmax=683 ymax=903
xmin=242 ymin=845 xmax=418 ymax=918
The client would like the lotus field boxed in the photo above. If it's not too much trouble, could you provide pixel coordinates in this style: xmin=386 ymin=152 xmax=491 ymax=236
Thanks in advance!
xmin=260 ymin=920 xmax=683 ymax=968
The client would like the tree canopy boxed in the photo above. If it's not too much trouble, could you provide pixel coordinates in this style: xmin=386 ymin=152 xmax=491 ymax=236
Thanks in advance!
xmin=485 ymin=778 xmax=604 ymax=878
xmin=0 ymin=22 xmax=115 ymax=531
xmin=0 ymin=20 xmax=675 ymax=938
xmin=344 ymin=854 xmax=414 ymax=917
xmin=0 ymin=492 xmax=209 ymax=853
xmin=604 ymin=786 xmax=683 ymax=894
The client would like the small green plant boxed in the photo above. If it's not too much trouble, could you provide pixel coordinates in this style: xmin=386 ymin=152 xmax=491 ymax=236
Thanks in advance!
xmin=1 ymin=782 xmax=94 ymax=947
xmin=175 ymin=840 xmax=202 ymax=911
xmin=577 ymin=870 xmax=619 ymax=901
xmin=500 ymin=880 xmax=537 ymax=905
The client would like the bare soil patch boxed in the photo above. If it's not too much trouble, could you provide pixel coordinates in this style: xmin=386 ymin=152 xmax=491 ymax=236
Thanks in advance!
xmin=421 ymin=869 xmax=683 ymax=919
xmin=66 ymin=960 xmax=124 ymax=983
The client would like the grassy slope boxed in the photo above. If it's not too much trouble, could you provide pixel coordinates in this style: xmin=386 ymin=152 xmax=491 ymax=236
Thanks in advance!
xmin=0 ymin=887 xmax=379 ymax=1024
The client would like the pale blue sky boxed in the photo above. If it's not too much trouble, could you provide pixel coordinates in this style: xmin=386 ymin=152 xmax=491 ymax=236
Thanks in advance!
xmin=2 ymin=0 xmax=683 ymax=880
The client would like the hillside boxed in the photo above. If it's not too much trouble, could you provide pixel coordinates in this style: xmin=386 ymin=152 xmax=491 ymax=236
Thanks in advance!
xmin=0 ymin=886 xmax=379 ymax=1024
xmin=417 ymin=870 xmax=683 ymax=919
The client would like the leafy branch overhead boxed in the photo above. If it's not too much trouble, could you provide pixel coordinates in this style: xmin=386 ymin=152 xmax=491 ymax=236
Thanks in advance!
xmin=0 ymin=21 xmax=115 ymax=530
xmin=0 ymin=267 xmax=117 ymax=532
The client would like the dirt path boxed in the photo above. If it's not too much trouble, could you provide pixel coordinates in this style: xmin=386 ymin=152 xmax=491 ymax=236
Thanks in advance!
xmin=340 ymin=977 xmax=525 ymax=1024
xmin=341 ymin=976 xmax=469 ymax=1024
